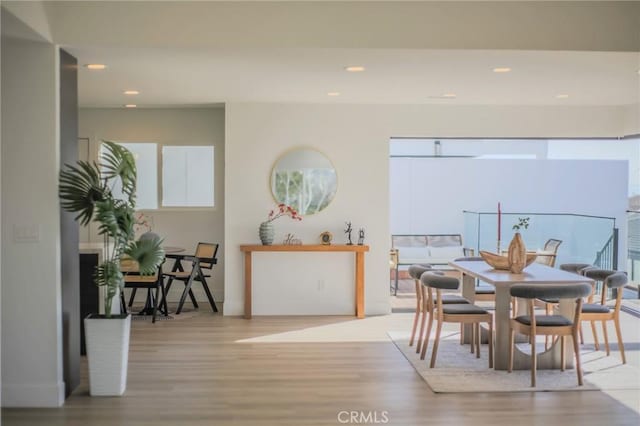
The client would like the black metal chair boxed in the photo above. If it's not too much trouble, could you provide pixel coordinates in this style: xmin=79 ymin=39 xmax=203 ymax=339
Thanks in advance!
xmin=162 ymin=242 xmax=219 ymax=314
xmin=120 ymin=258 xmax=167 ymax=323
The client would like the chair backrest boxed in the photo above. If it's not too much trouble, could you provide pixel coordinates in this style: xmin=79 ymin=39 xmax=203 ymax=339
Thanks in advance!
xmin=543 ymin=239 xmax=563 ymax=252
xmin=425 ymin=234 xmax=463 ymax=247
xmin=120 ymin=258 xmax=162 ymax=282
xmin=420 ymin=272 xmax=460 ymax=290
xmin=535 ymin=239 xmax=562 ymax=267
xmin=408 ymin=264 xmax=432 ymax=280
xmin=559 ymin=263 xmax=593 ymax=275
xmin=195 ymin=242 xmax=219 ymax=269
xmin=582 ymin=269 xmax=627 ymax=308
xmin=510 ymin=283 xmax=592 ymax=300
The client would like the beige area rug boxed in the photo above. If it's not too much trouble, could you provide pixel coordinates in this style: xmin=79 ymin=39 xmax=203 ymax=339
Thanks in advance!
xmin=388 ymin=329 xmax=640 ymax=394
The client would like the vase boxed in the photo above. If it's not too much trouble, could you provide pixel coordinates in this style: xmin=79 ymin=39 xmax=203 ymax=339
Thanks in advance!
xmin=259 ymin=221 xmax=275 ymax=245
xmin=507 ymin=232 xmax=527 ymax=274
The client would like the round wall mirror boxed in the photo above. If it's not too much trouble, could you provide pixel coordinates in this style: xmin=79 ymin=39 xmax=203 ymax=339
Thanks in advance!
xmin=270 ymin=148 xmax=337 ymax=216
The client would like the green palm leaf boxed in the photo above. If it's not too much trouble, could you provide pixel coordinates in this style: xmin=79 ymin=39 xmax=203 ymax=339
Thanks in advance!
xmin=59 ymin=161 xmax=106 ymax=225
xmin=101 ymin=140 xmax=137 ymax=203
xmin=124 ymin=236 xmax=165 ymax=275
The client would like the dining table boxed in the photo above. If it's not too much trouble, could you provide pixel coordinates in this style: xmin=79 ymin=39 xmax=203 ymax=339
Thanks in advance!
xmin=448 ymin=260 xmax=595 ymax=370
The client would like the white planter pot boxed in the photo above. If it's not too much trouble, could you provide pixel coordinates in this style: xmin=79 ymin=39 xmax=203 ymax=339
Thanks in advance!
xmin=84 ymin=313 xmax=131 ymax=396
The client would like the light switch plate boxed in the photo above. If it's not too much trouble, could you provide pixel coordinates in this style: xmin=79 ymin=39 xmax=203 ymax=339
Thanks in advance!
xmin=13 ymin=224 xmax=41 ymax=243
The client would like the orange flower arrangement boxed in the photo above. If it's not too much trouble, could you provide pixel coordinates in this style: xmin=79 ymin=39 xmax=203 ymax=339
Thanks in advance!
xmin=267 ymin=203 xmax=303 ymax=223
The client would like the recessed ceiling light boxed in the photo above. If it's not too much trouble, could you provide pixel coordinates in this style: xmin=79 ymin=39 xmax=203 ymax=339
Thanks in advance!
xmin=85 ymin=64 xmax=107 ymax=70
xmin=124 ymin=104 xmax=137 ymax=108
xmin=493 ymin=67 xmax=512 ymax=73
xmin=442 ymin=93 xmax=457 ymax=98
xmin=327 ymin=92 xmax=341 ymax=97
xmin=123 ymin=90 xmax=140 ymax=95
xmin=345 ymin=66 xmax=365 ymax=72
xmin=637 ymin=69 xmax=640 ymax=75
xmin=556 ymin=94 xmax=569 ymax=99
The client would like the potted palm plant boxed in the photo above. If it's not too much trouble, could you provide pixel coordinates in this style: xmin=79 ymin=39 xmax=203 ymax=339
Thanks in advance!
xmin=59 ymin=141 xmax=164 ymax=396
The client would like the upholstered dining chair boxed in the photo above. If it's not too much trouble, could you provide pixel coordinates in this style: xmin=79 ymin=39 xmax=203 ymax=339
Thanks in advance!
xmin=120 ymin=258 xmax=167 ymax=323
xmin=163 ymin=242 xmax=219 ymax=314
xmin=508 ymin=283 xmax=592 ymax=387
xmin=580 ymin=269 xmax=628 ymax=363
xmin=538 ymin=263 xmax=594 ymax=348
xmin=420 ymin=272 xmax=492 ymax=368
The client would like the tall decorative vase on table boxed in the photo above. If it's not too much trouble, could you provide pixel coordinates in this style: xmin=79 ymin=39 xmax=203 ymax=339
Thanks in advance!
xmin=507 ymin=217 xmax=529 ymax=274
xmin=259 ymin=221 xmax=275 ymax=245
xmin=507 ymin=232 xmax=527 ymax=273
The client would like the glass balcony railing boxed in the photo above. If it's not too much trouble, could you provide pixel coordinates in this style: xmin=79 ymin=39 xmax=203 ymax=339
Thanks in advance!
xmin=463 ymin=211 xmax=617 ymax=269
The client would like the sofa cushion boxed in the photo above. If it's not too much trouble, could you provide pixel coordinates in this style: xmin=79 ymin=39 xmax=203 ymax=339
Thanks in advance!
xmin=428 ymin=245 xmax=465 ymax=259
xmin=397 ymin=246 xmax=429 ymax=263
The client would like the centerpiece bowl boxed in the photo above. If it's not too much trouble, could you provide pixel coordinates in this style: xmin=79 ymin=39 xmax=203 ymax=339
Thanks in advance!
xmin=479 ymin=250 xmax=537 ymax=271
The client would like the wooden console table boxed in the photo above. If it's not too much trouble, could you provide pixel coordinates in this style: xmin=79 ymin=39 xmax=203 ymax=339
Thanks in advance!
xmin=239 ymin=244 xmax=370 ymax=319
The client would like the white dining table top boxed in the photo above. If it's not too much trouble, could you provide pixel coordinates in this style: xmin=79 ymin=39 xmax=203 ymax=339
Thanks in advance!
xmin=448 ymin=260 xmax=595 ymax=286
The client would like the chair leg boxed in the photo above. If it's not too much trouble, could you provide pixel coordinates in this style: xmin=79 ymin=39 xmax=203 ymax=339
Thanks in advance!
xmin=128 ymin=288 xmax=137 ymax=307
xmin=579 ymin=323 xmax=584 ymax=344
xmin=188 ymin=287 xmax=199 ymax=308
xmin=613 ymin=316 xmax=626 ymax=364
xmin=394 ymin=265 xmax=399 ymax=296
xmin=176 ymin=276 xmax=196 ymax=315
xmin=601 ymin=321 xmax=610 ymax=356
xmin=120 ymin=291 xmax=128 ymax=314
xmin=416 ymin=304 xmax=428 ymax=354
xmin=508 ymin=328 xmax=515 ymax=373
xmin=199 ymin=274 xmax=218 ymax=312
xmin=561 ymin=336 xmax=566 ymax=371
xmin=429 ymin=320 xmax=443 ymax=368
xmin=409 ymin=306 xmax=421 ymax=347
xmin=160 ymin=281 xmax=168 ymax=316
xmin=591 ymin=321 xmax=600 ymax=350
xmin=152 ymin=285 xmax=160 ymax=324
xmin=420 ymin=311 xmax=433 ymax=361
xmin=573 ymin=331 xmax=584 ymax=386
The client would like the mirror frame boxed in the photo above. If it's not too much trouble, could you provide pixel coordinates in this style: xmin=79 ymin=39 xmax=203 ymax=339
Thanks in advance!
xmin=269 ymin=147 xmax=337 ymax=216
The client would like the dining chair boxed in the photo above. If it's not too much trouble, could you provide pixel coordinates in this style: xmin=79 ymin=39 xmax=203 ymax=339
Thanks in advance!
xmin=420 ymin=272 xmax=492 ymax=368
xmin=580 ymin=269 xmax=628 ymax=363
xmin=537 ymin=263 xmax=593 ymax=348
xmin=508 ymin=283 xmax=592 ymax=387
xmin=120 ymin=258 xmax=167 ymax=323
xmin=534 ymin=238 xmax=563 ymax=267
xmin=163 ymin=242 xmax=219 ymax=314
xmin=407 ymin=264 xmax=432 ymax=351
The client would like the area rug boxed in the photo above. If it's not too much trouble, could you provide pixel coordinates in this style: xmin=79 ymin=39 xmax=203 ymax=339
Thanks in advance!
xmin=388 ymin=329 xmax=640 ymax=393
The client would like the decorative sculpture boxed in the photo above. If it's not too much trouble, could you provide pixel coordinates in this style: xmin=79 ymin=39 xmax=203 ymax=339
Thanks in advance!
xmin=357 ymin=228 xmax=365 ymax=245
xmin=345 ymin=221 xmax=353 ymax=245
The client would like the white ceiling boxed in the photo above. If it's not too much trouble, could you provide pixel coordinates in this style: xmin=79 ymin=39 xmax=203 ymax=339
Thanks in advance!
xmin=69 ymin=47 xmax=640 ymax=107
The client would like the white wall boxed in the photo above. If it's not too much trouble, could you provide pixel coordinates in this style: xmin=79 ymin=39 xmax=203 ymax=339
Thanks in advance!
xmin=390 ymin=157 xmax=628 ymax=266
xmin=79 ymin=108 xmax=225 ymax=302
xmin=1 ymin=32 xmax=64 ymax=406
xmin=224 ymin=102 xmax=630 ymax=316
xmin=390 ymin=138 xmax=548 ymax=158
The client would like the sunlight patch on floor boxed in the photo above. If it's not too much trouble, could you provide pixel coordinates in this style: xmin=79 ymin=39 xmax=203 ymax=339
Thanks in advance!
xmin=236 ymin=314 xmax=415 ymax=343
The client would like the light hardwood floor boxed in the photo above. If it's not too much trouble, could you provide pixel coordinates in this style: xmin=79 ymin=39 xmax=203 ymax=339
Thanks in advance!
xmin=2 ymin=305 xmax=639 ymax=426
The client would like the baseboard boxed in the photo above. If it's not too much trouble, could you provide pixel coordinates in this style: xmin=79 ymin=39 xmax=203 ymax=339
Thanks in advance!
xmin=2 ymin=381 xmax=65 ymax=407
